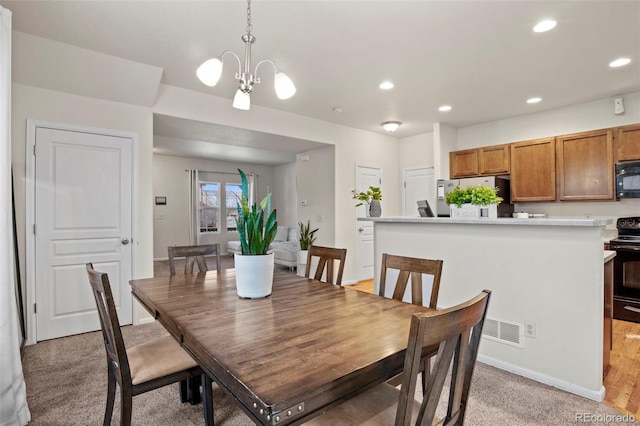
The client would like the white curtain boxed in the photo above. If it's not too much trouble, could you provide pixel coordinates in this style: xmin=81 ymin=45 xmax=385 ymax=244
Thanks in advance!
xmin=0 ymin=6 xmax=31 ymax=426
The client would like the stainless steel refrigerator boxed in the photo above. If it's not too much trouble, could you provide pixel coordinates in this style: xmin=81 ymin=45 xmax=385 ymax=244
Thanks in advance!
xmin=436 ymin=176 xmax=513 ymax=217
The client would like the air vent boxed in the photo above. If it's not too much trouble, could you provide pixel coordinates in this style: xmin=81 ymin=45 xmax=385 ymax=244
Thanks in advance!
xmin=482 ymin=317 xmax=524 ymax=348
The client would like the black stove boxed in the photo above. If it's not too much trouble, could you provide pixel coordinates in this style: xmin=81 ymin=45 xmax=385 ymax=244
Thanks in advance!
xmin=610 ymin=216 xmax=640 ymax=323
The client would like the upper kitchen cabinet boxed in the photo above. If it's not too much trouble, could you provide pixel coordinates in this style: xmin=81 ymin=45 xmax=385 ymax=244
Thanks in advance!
xmin=450 ymin=149 xmax=479 ymax=178
xmin=616 ymin=124 xmax=640 ymax=162
xmin=450 ymin=144 xmax=510 ymax=178
xmin=510 ymin=138 xmax=556 ymax=202
xmin=556 ymin=129 xmax=614 ymax=201
xmin=479 ymin=144 xmax=510 ymax=175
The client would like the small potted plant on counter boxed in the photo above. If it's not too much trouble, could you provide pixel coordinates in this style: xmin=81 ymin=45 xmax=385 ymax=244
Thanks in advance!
xmin=351 ymin=186 xmax=382 ymax=217
xmin=446 ymin=185 xmax=503 ymax=219
xmin=297 ymin=220 xmax=319 ymax=276
xmin=234 ymin=169 xmax=278 ymax=298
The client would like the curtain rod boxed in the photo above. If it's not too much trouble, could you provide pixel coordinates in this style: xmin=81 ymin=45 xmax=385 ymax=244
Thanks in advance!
xmin=184 ymin=169 xmax=259 ymax=177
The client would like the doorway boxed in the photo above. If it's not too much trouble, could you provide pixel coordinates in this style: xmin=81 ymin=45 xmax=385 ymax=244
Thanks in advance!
xmin=403 ymin=167 xmax=435 ymax=217
xmin=26 ymin=121 xmax=137 ymax=343
xmin=355 ymin=164 xmax=382 ymax=282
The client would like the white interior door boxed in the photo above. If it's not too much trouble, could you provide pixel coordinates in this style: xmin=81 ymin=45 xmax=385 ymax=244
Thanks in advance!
xmin=403 ymin=167 xmax=435 ymax=217
xmin=355 ymin=165 xmax=382 ymax=282
xmin=34 ymin=126 xmax=133 ymax=341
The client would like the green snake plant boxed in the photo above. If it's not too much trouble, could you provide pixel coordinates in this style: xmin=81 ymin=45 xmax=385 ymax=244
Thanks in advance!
xmin=235 ymin=169 xmax=278 ymax=255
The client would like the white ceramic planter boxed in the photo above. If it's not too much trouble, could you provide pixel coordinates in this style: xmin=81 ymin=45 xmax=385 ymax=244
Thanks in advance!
xmin=297 ymin=250 xmax=308 ymax=277
xmin=450 ymin=203 xmax=498 ymax=219
xmin=234 ymin=253 xmax=274 ymax=298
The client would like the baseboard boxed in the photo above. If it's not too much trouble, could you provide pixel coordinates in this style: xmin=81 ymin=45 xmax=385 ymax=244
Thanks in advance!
xmin=341 ymin=279 xmax=357 ymax=286
xmin=136 ymin=316 xmax=156 ymax=325
xmin=477 ymin=354 xmax=605 ymax=402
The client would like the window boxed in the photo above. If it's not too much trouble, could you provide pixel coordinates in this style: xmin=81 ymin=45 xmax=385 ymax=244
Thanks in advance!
xmin=226 ymin=182 xmax=242 ymax=231
xmin=199 ymin=182 xmax=219 ymax=233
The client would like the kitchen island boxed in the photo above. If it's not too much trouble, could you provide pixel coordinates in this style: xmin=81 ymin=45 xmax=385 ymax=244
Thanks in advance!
xmin=361 ymin=216 xmax=612 ymax=401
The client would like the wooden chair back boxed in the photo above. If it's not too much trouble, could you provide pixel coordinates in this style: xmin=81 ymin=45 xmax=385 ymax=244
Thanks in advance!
xmin=396 ymin=290 xmax=491 ymax=426
xmin=379 ymin=253 xmax=443 ymax=309
xmin=305 ymin=245 xmax=347 ymax=285
xmin=86 ymin=263 xmax=132 ymax=390
xmin=168 ymin=244 xmax=220 ymax=275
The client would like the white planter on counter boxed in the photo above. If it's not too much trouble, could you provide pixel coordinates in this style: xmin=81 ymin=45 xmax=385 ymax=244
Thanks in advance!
xmin=450 ymin=203 xmax=498 ymax=219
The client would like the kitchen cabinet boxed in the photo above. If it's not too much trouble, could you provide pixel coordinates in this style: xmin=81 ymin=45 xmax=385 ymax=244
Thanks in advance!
xmin=510 ymin=137 xmax=556 ymax=202
xmin=616 ymin=124 xmax=640 ymax=162
xmin=450 ymin=149 xmax=478 ymax=178
xmin=450 ymin=144 xmax=510 ymax=178
xmin=479 ymin=144 xmax=510 ymax=175
xmin=556 ymin=128 xmax=614 ymax=201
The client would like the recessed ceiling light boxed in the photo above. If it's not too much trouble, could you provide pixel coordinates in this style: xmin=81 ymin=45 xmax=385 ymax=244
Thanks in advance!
xmin=610 ymin=58 xmax=631 ymax=68
xmin=533 ymin=20 xmax=557 ymax=33
xmin=438 ymin=105 xmax=452 ymax=112
xmin=527 ymin=97 xmax=542 ymax=104
xmin=379 ymin=81 xmax=394 ymax=90
xmin=332 ymin=107 xmax=343 ymax=113
xmin=380 ymin=121 xmax=401 ymax=132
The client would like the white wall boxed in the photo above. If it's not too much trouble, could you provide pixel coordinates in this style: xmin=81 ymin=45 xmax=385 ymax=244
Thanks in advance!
xmin=399 ymin=132 xmax=434 ymax=170
xmin=273 ymin=162 xmax=297 ymax=229
xmin=152 ymin=154 xmax=277 ymax=259
xmin=296 ymin=146 xmax=335 ymax=247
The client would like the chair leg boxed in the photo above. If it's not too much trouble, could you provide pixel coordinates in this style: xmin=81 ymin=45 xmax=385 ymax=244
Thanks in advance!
xmin=120 ymin=387 xmax=133 ymax=426
xmin=103 ymin=367 xmax=116 ymax=426
xmin=188 ymin=375 xmax=202 ymax=405
xmin=179 ymin=379 xmax=188 ymax=403
xmin=202 ymin=373 xmax=214 ymax=426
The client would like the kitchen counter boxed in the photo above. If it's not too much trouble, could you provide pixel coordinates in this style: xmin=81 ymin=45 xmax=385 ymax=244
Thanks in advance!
xmin=604 ymin=250 xmax=616 ymax=263
xmin=359 ymin=216 xmax=611 ymax=227
xmin=366 ymin=216 xmax=610 ymax=403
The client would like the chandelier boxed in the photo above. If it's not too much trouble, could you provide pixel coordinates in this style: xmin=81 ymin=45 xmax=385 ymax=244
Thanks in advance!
xmin=196 ymin=0 xmax=296 ymax=110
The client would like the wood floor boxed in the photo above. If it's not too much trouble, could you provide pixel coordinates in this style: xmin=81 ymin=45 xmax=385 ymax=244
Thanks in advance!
xmin=604 ymin=319 xmax=640 ymax=417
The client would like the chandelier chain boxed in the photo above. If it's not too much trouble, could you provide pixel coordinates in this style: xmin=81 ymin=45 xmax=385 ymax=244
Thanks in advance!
xmin=246 ymin=0 xmax=253 ymax=35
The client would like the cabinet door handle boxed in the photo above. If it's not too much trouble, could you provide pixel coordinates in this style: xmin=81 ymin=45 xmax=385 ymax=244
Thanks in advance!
xmin=624 ymin=306 xmax=640 ymax=314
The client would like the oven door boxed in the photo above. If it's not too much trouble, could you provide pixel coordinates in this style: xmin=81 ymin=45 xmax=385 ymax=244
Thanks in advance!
xmin=612 ymin=243 xmax=640 ymax=322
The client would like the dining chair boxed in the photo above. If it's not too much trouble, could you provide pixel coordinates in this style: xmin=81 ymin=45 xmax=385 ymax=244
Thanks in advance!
xmin=168 ymin=243 xmax=221 ymax=275
xmin=379 ymin=253 xmax=443 ymax=309
xmin=86 ymin=263 xmax=214 ymax=426
xmin=379 ymin=253 xmax=444 ymax=392
xmin=306 ymin=290 xmax=491 ymax=426
xmin=304 ymin=245 xmax=347 ymax=285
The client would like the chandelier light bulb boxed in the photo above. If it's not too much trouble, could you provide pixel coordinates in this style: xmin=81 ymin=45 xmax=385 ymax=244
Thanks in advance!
xmin=196 ymin=58 xmax=224 ymax=87
xmin=274 ymin=72 xmax=296 ymax=99
xmin=233 ymin=89 xmax=251 ymax=110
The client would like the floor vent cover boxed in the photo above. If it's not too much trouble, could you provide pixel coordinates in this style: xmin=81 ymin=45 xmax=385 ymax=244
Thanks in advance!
xmin=482 ymin=317 xmax=524 ymax=348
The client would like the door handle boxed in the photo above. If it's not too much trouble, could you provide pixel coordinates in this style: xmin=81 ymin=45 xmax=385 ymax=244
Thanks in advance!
xmin=121 ymin=238 xmax=130 ymax=245
xmin=358 ymin=228 xmax=364 ymax=232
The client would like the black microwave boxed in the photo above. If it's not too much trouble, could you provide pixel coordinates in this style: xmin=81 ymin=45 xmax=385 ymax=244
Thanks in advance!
xmin=616 ymin=161 xmax=640 ymax=198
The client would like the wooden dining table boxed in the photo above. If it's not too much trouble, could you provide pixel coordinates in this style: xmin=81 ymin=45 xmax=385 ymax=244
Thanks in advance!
xmin=130 ymin=268 xmax=433 ymax=425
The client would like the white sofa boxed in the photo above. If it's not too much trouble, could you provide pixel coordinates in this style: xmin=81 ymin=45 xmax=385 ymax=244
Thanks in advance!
xmin=226 ymin=226 xmax=299 ymax=268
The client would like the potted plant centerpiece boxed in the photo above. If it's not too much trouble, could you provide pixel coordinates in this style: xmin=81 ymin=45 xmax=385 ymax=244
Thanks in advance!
xmin=351 ymin=186 xmax=382 ymax=217
xmin=234 ymin=169 xmax=278 ymax=298
xmin=445 ymin=185 xmax=503 ymax=219
xmin=297 ymin=220 xmax=318 ymax=276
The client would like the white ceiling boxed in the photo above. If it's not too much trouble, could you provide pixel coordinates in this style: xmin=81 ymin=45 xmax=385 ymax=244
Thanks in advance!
xmin=4 ymin=0 xmax=640 ymax=163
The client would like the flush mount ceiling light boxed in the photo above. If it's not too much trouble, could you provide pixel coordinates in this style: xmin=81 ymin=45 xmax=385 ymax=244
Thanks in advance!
xmin=381 ymin=121 xmax=402 ymax=132
xmin=533 ymin=19 xmax=557 ymax=33
xmin=610 ymin=58 xmax=631 ymax=68
xmin=196 ymin=0 xmax=296 ymax=110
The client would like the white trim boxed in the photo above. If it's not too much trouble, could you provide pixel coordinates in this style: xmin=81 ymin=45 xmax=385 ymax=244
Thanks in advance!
xmin=477 ymin=354 xmax=605 ymax=402
xmin=25 ymin=119 xmax=139 ymax=344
